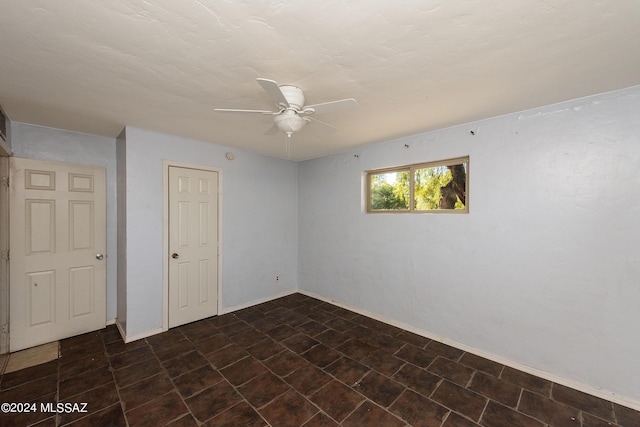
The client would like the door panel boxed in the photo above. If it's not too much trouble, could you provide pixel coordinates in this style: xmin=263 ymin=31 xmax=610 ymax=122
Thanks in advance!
xmin=26 ymin=200 xmax=55 ymax=254
xmin=26 ymin=270 xmax=55 ymax=326
xmin=70 ymin=201 xmax=94 ymax=250
xmin=69 ymin=266 xmax=94 ymax=317
xmin=10 ymin=158 xmax=106 ymax=351
xmin=169 ymin=166 xmax=218 ymax=328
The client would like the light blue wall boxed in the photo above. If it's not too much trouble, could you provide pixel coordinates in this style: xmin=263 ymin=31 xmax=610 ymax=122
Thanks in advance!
xmin=298 ymin=86 xmax=640 ymax=402
xmin=120 ymin=127 xmax=299 ymax=337
xmin=10 ymin=123 xmax=118 ymax=321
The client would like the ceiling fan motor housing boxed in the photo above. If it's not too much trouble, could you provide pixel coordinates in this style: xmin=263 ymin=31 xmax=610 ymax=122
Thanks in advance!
xmin=279 ymin=85 xmax=305 ymax=110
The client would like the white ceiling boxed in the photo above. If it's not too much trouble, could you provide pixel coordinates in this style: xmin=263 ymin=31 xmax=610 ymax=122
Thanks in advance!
xmin=1 ymin=1 xmax=639 ymax=161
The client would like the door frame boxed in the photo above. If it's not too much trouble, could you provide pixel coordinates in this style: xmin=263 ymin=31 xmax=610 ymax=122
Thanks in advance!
xmin=162 ymin=160 xmax=222 ymax=331
xmin=0 ymin=111 xmax=10 ymax=353
xmin=0 ymin=155 xmax=10 ymax=355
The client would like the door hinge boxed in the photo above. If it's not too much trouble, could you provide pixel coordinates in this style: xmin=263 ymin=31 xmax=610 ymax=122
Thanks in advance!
xmin=0 ymin=176 xmax=7 ymax=187
xmin=1 ymin=250 xmax=8 ymax=261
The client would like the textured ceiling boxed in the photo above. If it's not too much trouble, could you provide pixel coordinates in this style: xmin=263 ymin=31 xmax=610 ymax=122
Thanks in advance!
xmin=1 ymin=1 xmax=639 ymax=160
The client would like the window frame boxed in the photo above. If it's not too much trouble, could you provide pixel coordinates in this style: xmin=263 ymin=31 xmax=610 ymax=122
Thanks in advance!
xmin=366 ymin=156 xmax=469 ymax=214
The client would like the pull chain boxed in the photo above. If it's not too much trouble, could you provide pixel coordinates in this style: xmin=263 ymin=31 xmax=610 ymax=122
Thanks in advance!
xmin=285 ymin=132 xmax=292 ymax=158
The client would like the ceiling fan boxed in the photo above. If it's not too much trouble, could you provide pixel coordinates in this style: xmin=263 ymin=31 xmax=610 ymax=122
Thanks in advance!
xmin=215 ymin=78 xmax=357 ymax=138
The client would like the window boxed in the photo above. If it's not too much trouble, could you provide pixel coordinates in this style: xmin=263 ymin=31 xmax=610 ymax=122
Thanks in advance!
xmin=367 ymin=156 xmax=468 ymax=213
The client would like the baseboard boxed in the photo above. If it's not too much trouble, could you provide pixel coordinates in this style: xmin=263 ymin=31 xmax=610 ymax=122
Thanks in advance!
xmin=298 ymin=289 xmax=640 ymax=412
xmin=220 ymin=289 xmax=298 ymax=315
xmin=114 ymin=318 xmax=165 ymax=344
xmin=114 ymin=319 xmax=126 ymax=343
xmin=113 ymin=291 xmax=297 ymax=344
xmin=124 ymin=326 xmax=165 ymax=343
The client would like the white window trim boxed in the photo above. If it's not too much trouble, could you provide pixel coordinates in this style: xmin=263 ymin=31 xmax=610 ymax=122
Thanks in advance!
xmin=366 ymin=156 xmax=469 ymax=214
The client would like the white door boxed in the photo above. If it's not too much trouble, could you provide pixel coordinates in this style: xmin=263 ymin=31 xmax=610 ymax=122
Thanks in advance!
xmin=9 ymin=158 xmax=106 ymax=351
xmin=168 ymin=166 xmax=219 ymax=328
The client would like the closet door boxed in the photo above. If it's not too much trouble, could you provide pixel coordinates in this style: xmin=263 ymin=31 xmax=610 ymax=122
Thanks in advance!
xmin=168 ymin=166 xmax=219 ymax=328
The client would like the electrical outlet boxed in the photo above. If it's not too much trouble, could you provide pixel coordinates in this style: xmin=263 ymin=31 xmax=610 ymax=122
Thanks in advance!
xmin=275 ymin=276 xmax=279 ymax=281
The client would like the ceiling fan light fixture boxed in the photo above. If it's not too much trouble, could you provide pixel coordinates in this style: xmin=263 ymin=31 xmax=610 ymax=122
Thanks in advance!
xmin=215 ymin=78 xmax=357 ymax=139
xmin=274 ymin=110 xmax=306 ymax=134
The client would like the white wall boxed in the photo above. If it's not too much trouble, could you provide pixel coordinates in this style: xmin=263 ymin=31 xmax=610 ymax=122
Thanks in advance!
xmin=298 ymin=86 xmax=640 ymax=404
xmin=9 ymin=123 xmax=118 ymax=321
xmin=120 ymin=127 xmax=299 ymax=338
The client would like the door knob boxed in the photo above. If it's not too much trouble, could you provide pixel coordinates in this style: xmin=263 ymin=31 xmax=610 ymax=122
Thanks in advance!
xmin=96 ymin=254 xmax=104 ymax=260
xmin=171 ymin=253 xmax=179 ymax=259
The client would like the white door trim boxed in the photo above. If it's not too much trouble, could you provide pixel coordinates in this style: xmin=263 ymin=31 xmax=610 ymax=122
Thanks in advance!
xmin=0 ymin=131 xmax=10 ymax=353
xmin=0 ymin=157 xmax=9 ymax=354
xmin=162 ymin=160 xmax=222 ymax=331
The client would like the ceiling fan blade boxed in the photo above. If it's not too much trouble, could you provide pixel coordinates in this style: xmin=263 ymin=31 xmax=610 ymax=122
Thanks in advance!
xmin=304 ymin=98 xmax=357 ymax=115
xmin=214 ymin=108 xmax=274 ymax=114
xmin=306 ymin=116 xmax=338 ymax=132
xmin=264 ymin=123 xmax=280 ymax=135
xmin=257 ymin=78 xmax=290 ymax=108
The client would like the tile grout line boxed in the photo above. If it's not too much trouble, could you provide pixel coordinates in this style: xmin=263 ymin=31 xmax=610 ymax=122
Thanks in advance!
xmin=476 ymin=393 xmax=491 ymax=426
xmin=146 ymin=329 xmax=195 ymax=427
xmin=515 ymin=386 xmax=525 ymax=414
xmin=105 ymin=333 xmax=132 ymax=427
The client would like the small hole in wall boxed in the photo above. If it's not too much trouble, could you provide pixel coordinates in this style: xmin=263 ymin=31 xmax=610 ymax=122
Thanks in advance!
xmin=470 ymin=130 xmax=475 ymax=135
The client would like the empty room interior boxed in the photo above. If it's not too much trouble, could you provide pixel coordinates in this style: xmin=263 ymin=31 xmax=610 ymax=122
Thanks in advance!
xmin=0 ymin=1 xmax=639 ymax=426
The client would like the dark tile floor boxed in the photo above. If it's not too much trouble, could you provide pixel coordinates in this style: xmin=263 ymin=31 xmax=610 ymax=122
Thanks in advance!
xmin=1 ymin=293 xmax=639 ymax=426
